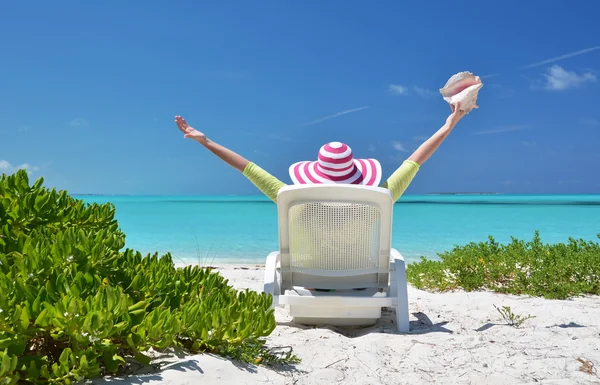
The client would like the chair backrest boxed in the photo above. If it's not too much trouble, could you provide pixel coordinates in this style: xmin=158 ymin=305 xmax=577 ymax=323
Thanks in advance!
xmin=276 ymin=184 xmax=394 ymax=291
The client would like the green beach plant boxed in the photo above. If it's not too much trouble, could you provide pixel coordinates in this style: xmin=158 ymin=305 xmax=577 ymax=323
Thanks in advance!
xmin=493 ymin=305 xmax=535 ymax=328
xmin=0 ymin=170 xmax=296 ymax=384
xmin=406 ymin=231 xmax=600 ymax=299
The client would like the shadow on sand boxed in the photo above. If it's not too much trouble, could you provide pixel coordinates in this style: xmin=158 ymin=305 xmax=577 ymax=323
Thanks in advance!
xmin=276 ymin=308 xmax=454 ymax=337
xmin=94 ymin=351 xmax=304 ymax=384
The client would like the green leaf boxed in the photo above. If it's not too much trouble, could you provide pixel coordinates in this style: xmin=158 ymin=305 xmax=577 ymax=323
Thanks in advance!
xmin=20 ymin=307 xmax=30 ymax=331
xmin=133 ymin=351 xmax=151 ymax=366
xmin=58 ymin=348 xmax=72 ymax=369
xmin=128 ymin=300 xmax=147 ymax=312
xmin=0 ymin=339 xmax=12 ymax=350
xmin=0 ymin=350 xmax=17 ymax=376
xmin=34 ymin=308 xmax=49 ymax=327
xmin=27 ymin=360 xmax=40 ymax=380
xmin=79 ymin=355 xmax=89 ymax=370
xmin=129 ymin=309 xmax=146 ymax=325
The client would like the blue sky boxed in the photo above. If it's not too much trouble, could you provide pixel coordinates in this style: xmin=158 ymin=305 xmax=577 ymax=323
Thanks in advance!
xmin=1 ymin=1 xmax=599 ymax=195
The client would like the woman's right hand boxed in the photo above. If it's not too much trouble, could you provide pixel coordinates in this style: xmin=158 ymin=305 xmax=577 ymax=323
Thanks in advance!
xmin=175 ymin=115 xmax=207 ymax=144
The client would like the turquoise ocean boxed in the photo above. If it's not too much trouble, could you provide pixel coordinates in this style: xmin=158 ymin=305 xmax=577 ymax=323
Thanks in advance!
xmin=76 ymin=195 xmax=600 ymax=265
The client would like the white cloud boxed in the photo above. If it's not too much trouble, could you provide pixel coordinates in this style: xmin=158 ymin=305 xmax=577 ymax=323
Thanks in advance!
xmin=388 ymin=84 xmax=437 ymax=98
xmin=388 ymin=84 xmax=408 ymax=95
xmin=543 ymin=65 xmax=596 ymax=91
xmin=473 ymin=124 xmax=530 ymax=135
xmin=300 ymin=106 xmax=369 ymax=126
xmin=69 ymin=118 xmax=90 ymax=128
xmin=481 ymin=73 xmax=500 ymax=79
xmin=413 ymin=86 xmax=437 ymax=98
xmin=391 ymin=141 xmax=409 ymax=152
xmin=580 ymin=118 xmax=599 ymax=126
xmin=266 ymin=133 xmax=293 ymax=142
xmin=488 ymin=84 xmax=515 ymax=99
xmin=222 ymin=70 xmax=251 ymax=79
xmin=0 ymin=160 xmax=39 ymax=175
xmin=520 ymin=140 xmax=537 ymax=147
xmin=523 ymin=46 xmax=600 ymax=69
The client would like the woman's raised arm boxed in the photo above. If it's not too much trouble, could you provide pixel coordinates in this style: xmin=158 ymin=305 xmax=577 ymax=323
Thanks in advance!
xmin=175 ymin=115 xmax=249 ymax=172
xmin=174 ymin=115 xmax=286 ymax=201
xmin=407 ymin=102 xmax=467 ymax=166
xmin=381 ymin=102 xmax=469 ymax=202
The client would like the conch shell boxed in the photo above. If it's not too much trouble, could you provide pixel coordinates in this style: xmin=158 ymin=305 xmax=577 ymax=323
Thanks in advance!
xmin=439 ymin=71 xmax=483 ymax=113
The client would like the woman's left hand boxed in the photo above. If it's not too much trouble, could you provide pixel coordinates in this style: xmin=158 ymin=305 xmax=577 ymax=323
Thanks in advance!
xmin=446 ymin=102 xmax=468 ymax=128
xmin=175 ymin=116 xmax=207 ymax=144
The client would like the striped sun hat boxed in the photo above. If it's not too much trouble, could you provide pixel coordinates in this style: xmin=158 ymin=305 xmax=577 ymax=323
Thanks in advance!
xmin=289 ymin=142 xmax=382 ymax=186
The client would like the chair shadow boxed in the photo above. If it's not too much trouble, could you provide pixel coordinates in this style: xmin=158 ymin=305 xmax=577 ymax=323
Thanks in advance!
xmin=547 ymin=322 xmax=586 ymax=329
xmin=474 ymin=322 xmax=500 ymax=332
xmin=408 ymin=312 xmax=453 ymax=335
xmin=276 ymin=309 xmax=453 ymax=337
xmin=473 ymin=321 xmax=586 ymax=332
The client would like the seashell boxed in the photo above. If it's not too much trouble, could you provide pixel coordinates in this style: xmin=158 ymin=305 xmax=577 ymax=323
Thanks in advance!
xmin=439 ymin=71 xmax=483 ymax=113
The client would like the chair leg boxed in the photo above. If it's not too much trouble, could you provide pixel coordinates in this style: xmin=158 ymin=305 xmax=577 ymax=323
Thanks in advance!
xmin=263 ymin=252 xmax=280 ymax=309
xmin=393 ymin=257 xmax=410 ymax=333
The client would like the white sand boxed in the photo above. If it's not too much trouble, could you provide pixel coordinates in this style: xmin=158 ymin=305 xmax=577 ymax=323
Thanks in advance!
xmin=95 ymin=264 xmax=600 ymax=385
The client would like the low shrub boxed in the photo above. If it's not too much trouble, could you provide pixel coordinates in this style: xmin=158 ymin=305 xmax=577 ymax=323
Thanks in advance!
xmin=406 ymin=231 xmax=600 ymax=299
xmin=0 ymin=170 xmax=295 ymax=384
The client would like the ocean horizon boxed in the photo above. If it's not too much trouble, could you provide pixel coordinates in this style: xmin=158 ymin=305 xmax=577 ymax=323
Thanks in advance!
xmin=76 ymin=194 xmax=600 ymax=265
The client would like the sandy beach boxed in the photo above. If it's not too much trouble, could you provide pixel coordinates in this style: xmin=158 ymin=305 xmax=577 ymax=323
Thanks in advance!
xmin=94 ymin=264 xmax=600 ymax=385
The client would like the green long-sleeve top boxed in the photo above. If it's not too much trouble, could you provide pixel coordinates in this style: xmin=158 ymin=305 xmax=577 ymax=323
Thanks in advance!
xmin=242 ymin=160 xmax=420 ymax=202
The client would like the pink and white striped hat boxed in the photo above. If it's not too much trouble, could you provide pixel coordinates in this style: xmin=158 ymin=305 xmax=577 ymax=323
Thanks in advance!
xmin=289 ymin=142 xmax=382 ymax=186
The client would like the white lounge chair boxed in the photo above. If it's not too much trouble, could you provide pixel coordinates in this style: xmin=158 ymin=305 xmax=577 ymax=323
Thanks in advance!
xmin=263 ymin=184 xmax=410 ymax=332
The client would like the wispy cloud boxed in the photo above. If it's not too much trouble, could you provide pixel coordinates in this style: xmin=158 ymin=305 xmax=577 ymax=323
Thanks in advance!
xmin=473 ymin=124 xmax=530 ymax=135
xmin=223 ymin=70 xmax=251 ymax=79
xmin=0 ymin=126 xmax=31 ymax=133
xmin=413 ymin=86 xmax=437 ymax=99
xmin=0 ymin=160 xmax=40 ymax=175
xmin=543 ymin=65 xmax=596 ymax=91
xmin=204 ymin=69 xmax=252 ymax=80
xmin=69 ymin=118 xmax=90 ymax=128
xmin=388 ymin=84 xmax=408 ymax=95
xmin=388 ymin=84 xmax=437 ymax=98
xmin=368 ymin=144 xmax=376 ymax=152
xmin=488 ymin=84 xmax=515 ymax=99
xmin=523 ymin=46 xmax=600 ymax=69
xmin=266 ymin=133 xmax=294 ymax=142
xmin=300 ymin=106 xmax=369 ymax=126
xmin=391 ymin=141 xmax=409 ymax=152
xmin=520 ymin=140 xmax=537 ymax=147
xmin=230 ymin=130 xmax=297 ymax=142
xmin=481 ymin=73 xmax=501 ymax=79
xmin=580 ymin=118 xmax=599 ymax=126
xmin=558 ymin=179 xmax=583 ymax=185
